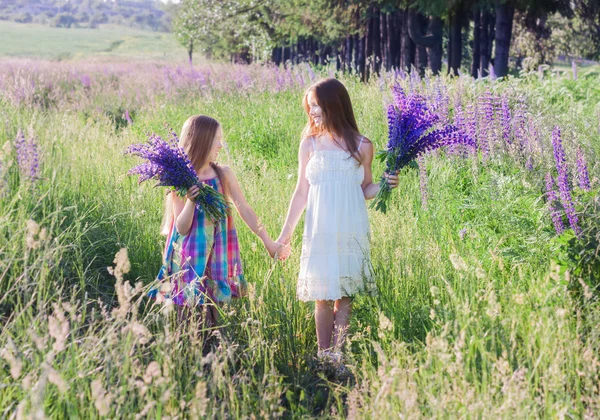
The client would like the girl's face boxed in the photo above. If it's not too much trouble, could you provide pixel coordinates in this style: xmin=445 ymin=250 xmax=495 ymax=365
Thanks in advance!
xmin=307 ymin=91 xmax=324 ymax=127
xmin=210 ymin=126 xmax=224 ymax=162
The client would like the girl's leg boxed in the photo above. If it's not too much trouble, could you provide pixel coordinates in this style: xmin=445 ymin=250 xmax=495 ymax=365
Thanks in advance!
xmin=315 ymin=300 xmax=335 ymax=351
xmin=332 ymin=297 xmax=352 ymax=351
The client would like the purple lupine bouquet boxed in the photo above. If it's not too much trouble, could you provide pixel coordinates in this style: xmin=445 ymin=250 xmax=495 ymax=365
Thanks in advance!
xmin=371 ymin=86 xmax=476 ymax=213
xmin=126 ymin=131 xmax=228 ymax=222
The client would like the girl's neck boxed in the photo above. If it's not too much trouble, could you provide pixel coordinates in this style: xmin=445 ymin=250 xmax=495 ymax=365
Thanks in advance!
xmin=196 ymin=162 xmax=217 ymax=180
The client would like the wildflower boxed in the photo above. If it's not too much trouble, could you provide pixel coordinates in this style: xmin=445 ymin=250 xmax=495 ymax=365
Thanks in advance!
xmin=449 ymin=253 xmax=468 ymax=271
xmin=1 ymin=339 xmax=22 ymax=379
xmin=576 ymin=147 xmax=591 ymax=192
xmin=91 ymin=379 xmax=113 ymax=416
xmin=545 ymin=173 xmax=565 ymax=235
xmin=126 ymin=131 xmax=228 ymax=222
xmin=15 ymin=129 xmax=40 ymax=182
xmin=551 ymin=127 xmax=580 ymax=235
xmin=459 ymin=228 xmax=467 ymax=240
xmin=48 ymin=367 xmax=67 ymax=393
xmin=372 ymin=86 xmax=475 ymax=213
xmin=500 ymin=94 xmax=511 ymax=145
xmin=48 ymin=309 xmax=70 ymax=353
xmin=143 ymin=361 xmax=162 ymax=384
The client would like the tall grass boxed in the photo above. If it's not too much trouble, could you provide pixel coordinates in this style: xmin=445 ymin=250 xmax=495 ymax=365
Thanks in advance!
xmin=0 ymin=59 xmax=599 ymax=418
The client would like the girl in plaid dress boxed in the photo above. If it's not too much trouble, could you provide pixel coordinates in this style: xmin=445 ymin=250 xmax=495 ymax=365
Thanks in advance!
xmin=149 ymin=115 xmax=285 ymax=326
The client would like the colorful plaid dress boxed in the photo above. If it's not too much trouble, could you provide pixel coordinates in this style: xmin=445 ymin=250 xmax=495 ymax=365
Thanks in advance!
xmin=148 ymin=176 xmax=246 ymax=306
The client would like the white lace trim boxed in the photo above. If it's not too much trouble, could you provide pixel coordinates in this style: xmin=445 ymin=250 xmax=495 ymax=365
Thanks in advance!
xmin=296 ymin=273 xmax=377 ymax=302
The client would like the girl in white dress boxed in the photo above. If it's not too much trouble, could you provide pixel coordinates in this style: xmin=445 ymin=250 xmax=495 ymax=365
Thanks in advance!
xmin=277 ymin=78 xmax=399 ymax=361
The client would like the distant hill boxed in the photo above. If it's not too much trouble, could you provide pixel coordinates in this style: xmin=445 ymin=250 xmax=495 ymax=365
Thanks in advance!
xmin=0 ymin=0 xmax=174 ymax=31
xmin=0 ymin=21 xmax=188 ymax=61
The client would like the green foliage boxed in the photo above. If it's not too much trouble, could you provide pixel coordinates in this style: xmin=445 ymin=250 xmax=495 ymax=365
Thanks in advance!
xmin=1 ymin=63 xmax=600 ymax=417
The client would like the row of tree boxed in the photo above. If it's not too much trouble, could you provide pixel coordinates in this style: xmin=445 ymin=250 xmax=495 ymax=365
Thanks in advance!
xmin=174 ymin=0 xmax=600 ymax=80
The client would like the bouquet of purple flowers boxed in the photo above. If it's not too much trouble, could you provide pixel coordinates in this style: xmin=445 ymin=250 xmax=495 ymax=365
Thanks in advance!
xmin=371 ymin=86 xmax=476 ymax=213
xmin=126 ymin=131 xmax=229 ymax=222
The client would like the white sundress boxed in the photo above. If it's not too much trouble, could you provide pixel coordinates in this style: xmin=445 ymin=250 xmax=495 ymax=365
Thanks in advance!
xmin=297 ymin=137 xmax=376 ymax=302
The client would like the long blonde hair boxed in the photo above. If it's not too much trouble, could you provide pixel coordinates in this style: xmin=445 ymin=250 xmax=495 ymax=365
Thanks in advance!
xmin=301 ymin=77 xmax=362 ymax=162
xmin=160 ymin=115 xmax=227 ymax=235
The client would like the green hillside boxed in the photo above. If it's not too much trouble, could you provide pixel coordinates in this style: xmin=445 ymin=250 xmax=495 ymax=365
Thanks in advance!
xmin=0 ymin=21 xmax=188 ymax=61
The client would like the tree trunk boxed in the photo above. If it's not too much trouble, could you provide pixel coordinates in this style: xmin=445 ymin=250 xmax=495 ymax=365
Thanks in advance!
xmin=480 ymin=10 xmax=490 ymax=76
xmin=358 ymin=33 xmax=366 ymax=81
xmin=381 ymin=11 xmax=388 ymax=71
xmin=401 ymin=9 xmax=415 ymax=71
xmin=408 ymin=11 xmax=442 ymax=75
xmin=494 ymin=0 xmax=514 ymax=78
xmin=448 ymin=11 xmax=462 ymax=75
xmin=373 ymin=8 xmax=381 ymax=75
xmin=365 ymin=8 xmax=373 ymax=81
xmin=472 ymin=8 xmax=481 ymax=77
xmin=394 ymin=10 xmax=402 ymax=70
xmin=188 ymin=38 xmax=193 ymax=65
xmin=384 ymin=12 xmax=392 ymax=70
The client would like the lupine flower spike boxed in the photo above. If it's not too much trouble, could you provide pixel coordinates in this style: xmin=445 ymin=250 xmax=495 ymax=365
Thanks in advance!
xmin=126 ymin=131 xmax=229 ymax=222
xmin=371 ymin=86 xmax=476 ymax=213
xmin=551 ymin=126 xmax=581 ymax=236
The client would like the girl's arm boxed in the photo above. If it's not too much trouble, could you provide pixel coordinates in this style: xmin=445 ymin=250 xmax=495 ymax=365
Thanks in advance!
xmin=221 ymin=166 xmax=280 ymax=258
xmin=277 ymin=139 xmax=312 ymax=245
xmin=360 ymin=139 xmax=399 ymax=200
xmin=173 ymin=186 xmax=200 ymax=236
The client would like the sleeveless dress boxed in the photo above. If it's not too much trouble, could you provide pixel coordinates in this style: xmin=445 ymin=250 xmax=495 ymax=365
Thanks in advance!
xmin=297 ymin=137 xmax=375 ymax=302
xmin=148 ymin=176 xmax=247 ymax=306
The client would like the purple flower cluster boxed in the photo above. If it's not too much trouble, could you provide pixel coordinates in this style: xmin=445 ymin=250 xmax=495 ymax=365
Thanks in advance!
xmin=551 ymin=126 xmax=581 ymax=235
xmin=126 ymin=132 xmax=228 ymax=222
xmin=477 ymin=91 xmax=494 ymax=160
xmin=372 ymin=86 xmax=475 ymax=213
xmin=545 ymin=173 xmax=565 ymax=235
xmin=14 ymin=129 xmax=40 ymax=183
xmin=500 ymin=94 xmax=511 ymax=145
xmin=576 ymin=147 xmax=591 ymax=192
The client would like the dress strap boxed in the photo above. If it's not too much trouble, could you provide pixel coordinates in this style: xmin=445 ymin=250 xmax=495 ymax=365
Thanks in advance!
xmin=311 ymin=137 xmax=316 ymax=152
xmin=358 ymin=135 xmax=365 ymax=151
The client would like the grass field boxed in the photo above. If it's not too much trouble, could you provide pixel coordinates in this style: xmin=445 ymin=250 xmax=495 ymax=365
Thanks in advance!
xmin=0 ymin=21 xmax=188 ymax=61
xmin=0 ymin=57 xmax=599 ymax=418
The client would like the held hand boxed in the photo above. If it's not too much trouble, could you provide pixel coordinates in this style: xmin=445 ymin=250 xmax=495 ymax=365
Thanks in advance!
xmin=276 ymin=234 xmax=291 ymax=246
xmin=265 ymin=239 xmax=283 ymax=259
xmin=186 ymin=185 xmax=200 ymax=202
xmin=275 ymin=241 xmax=292 ymax=261
xmin=384 ymin=171 xmax=399 ymax=189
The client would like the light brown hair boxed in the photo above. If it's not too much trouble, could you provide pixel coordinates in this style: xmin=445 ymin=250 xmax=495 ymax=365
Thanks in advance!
xmin=160 ymin=115 xmax=227 ymax=235
xmin=301 ymin=77 xmax=362 ymax=162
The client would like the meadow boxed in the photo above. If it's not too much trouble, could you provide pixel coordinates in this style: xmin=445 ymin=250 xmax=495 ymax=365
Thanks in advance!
xmin=0 ymin=57 xmax=599 ymax=418
xmin=0 ymin=22 xmax=186 ymax=62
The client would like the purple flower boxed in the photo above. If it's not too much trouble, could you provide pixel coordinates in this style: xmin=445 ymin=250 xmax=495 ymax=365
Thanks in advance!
xmin=576 ymin=147 xmax=591 ymax=192
xmin=459 ymin=228 xmax=467 ymax=240
xmin=15 ymin=129 xmax=40 ymax=183
xmin=126 ymin=131 xmax=228 ymax=222
xmin=551 ymin=126 xmax=581 ymax=235
xmin=125 ymin=109 xmax=132 ymax=125
xmin=512 ymin=98 xmax=527 ymax=153
xmin=477 ymin=91 xmax=494 ymax=160
xmin=545 ymin=173 xmax=565 ymax=235
xmin=372 ymin=86 xmax=475 ymax=213
xmin=501 ymin=94 xmax=511 ymax=145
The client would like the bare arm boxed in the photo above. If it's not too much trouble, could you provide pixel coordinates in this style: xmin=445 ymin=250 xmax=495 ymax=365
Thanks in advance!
xmin=359 ymin=139 xmax=399 ymax=200
xmin=222 ymin=166 xmax=280 ymax=257
xmin=277 ymin=139 xmax=312 ymax=244
xmin=173 ymin=187 xmax=198 ymax=236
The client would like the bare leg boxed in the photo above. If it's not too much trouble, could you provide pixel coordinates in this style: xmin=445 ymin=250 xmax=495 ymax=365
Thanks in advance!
xmin=315 ymin=300 xmax=335 ymax=351
xmin=332 ymin=297 xmax=352 ymax=352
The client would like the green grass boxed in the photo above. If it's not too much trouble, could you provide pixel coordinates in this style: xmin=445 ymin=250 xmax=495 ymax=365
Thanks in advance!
xmin=0 ymin=21 xmax=189 ymax=61
xmin=0 ymin=62 xmax=599 ymax=418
